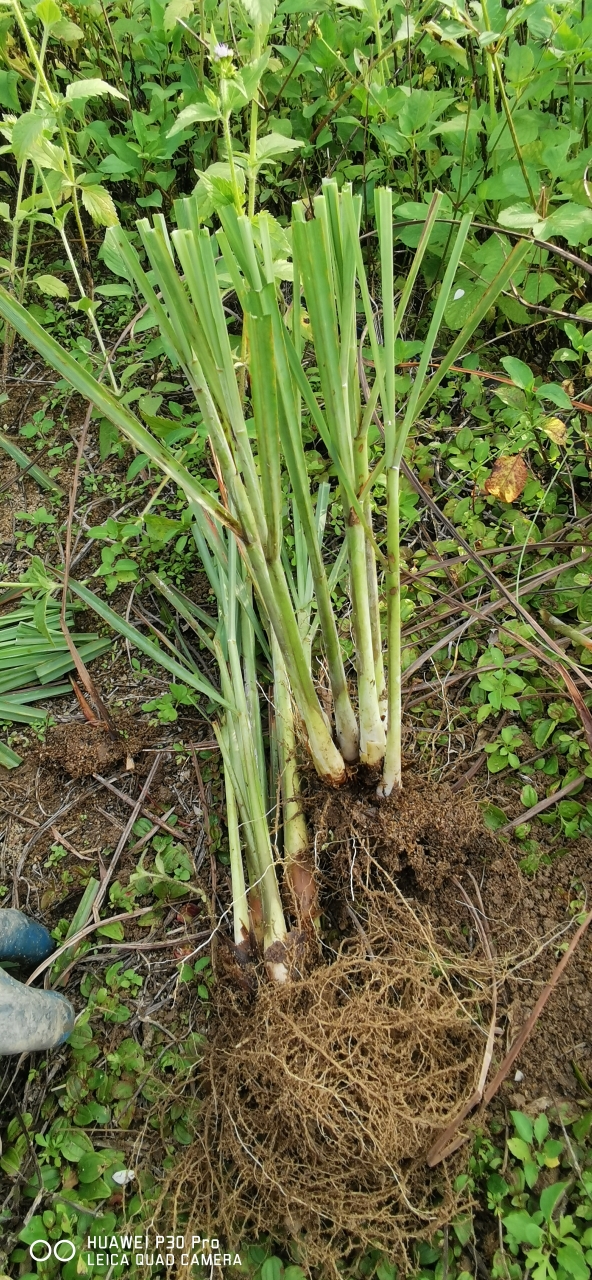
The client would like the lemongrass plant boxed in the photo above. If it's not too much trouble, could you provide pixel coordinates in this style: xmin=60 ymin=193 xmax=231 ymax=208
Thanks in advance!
xmin=0 ymin=183 xmax=530 ymax=795
xmin=13 ymin=544 xmax=299 ymax=981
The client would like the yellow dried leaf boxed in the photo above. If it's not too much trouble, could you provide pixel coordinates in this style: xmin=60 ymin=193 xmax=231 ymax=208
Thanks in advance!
xmin=484 ymin=455 xmax=529 ymax=504
xmin=541 ymin=416 xmax=567 ymax=445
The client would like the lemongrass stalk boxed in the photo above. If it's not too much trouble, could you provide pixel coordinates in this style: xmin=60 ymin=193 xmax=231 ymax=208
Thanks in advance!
xmin=378 ymin=205 xmax=473 ymax=795
xmin=141 ymin=220 xmax=346 ymax=783
xmin=241 ymin=577 xmax=267 ymax=809
xmin=354 ymin=348 xmax=385 ymax=713
xmin=262 ymin=554 xmax=345 ymax=784
xmin=365 ymin=502 xmax=385 ymax=709
xmin=379 ymin=463 xmax=402 ymax=793
xmin=292 ymin=195 xmax=385 ymax=765
xmin=271 ymin=632 xmax=316 ymax=923
xmin=221 ymin=751 xmax=250 ymax=955
xmin=215 ymin=717 xmax=264 ymax=946
xmin=223 ymin=540 xmax=289 ymax=979
xmin=217 ymin=648 xmax=288 ymax=978
xmin=345 ymin=517 xmax=386 ymax=766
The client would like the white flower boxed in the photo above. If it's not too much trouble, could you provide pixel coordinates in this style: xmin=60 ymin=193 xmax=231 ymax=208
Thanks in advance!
xmin=213 ymin=42 xmax=232 ymax=60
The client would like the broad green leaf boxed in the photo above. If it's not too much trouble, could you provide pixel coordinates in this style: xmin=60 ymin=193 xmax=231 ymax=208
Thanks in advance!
xmin=536 ymin=203 xmax=592 ymax=248
xmin=78 ymin=1152 xmax=110 ymax=1182
xmin=163 ymin=0 xmax=193 ymax=30
xmin=19 ymin=1216 xmax=48 ymax=1245
xmin=536 ymin=382 xmax=573 ymax=409
xmin=34 ymin=273 xmax=69 ymax=298
xmin=261 ymin=1259 xmax=283 ymax=1280
xmin=11 ymin=112 xmax=47 ymax=168
xmin=540 ymin=1181 xmax=569 ymax=1222
xmin=167 ymin=101 xmax=221 ymax=137
xmin=501 ymin=356 xmax=535 ymax=391
xmin=556 ymin=1241 xmax=589 ymax=1280
xmin=0 ymin=69 xmax=21 ymax=113
xmin=534 ymin=1112 xmax=549 ymax=1144
xmin=59 ymin=1130 xmax=94 ymax=1161
xmin=241 ymin=50 xmax=272 ymax=100
xmin=51 ymin=17 xmax=84 ymax=40
xmin=511 ymin=1110 xmax=534 ymax=1144
xmin=255 ymin=132 xmax=304 ymax=163
xmin=498 ymin=202 xmax=542 ymax=230
xmin=241 ymin=0 xmax=276 ymax=32
xmin=482 ymin=803 xmax=507 ymax=830
xmin=502 ymin=1211 xmax=543 ymax=1247
xmin=97 ymin=921 xmax=125 ymax=940
xmin=80 ymin=183 xmax=118 ymax=227
xmin=35 ymin=0 xmax=61 ymax=26
xmin=507 ymin=1136 xmax=532 ymax=1162
xmin=65 ymin=78 xmax=128 ymax=102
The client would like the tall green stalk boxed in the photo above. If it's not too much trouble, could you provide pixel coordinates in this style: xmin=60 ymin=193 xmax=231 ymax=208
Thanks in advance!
xmin=272 ymin=632 xmax=315 ymax=922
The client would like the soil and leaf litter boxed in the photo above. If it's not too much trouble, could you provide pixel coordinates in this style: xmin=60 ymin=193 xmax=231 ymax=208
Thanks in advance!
xmin=2 ymin=0 xmax=592 ymax=1273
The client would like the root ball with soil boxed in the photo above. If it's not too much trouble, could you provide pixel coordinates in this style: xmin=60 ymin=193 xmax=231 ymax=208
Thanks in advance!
xmin=166 ymin=894 xmax=493 ymax=1273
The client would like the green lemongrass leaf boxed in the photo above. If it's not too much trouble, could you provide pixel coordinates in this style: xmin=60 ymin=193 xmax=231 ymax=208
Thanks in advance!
xmin=374 ymin=188 xmax=443 ymax=458
xmin=0 ymin=742 xmax=22 ymax=769
xmin=0 ymin=430 xmax=64 ymax=494
xmin=415 ymin=238 xmax=533 ymax=417
xmin=51 ymin=877 xmax=101 ymax=980
xmin=0 ymin=287 xmax=241 ymax=536
xmin=249 ymin=310 xmax=281 ymax=560
xmin=35 ymin=638 xmax=112 ymax=682
xmin=147 ymin=572 xmax=217 ymax=656
xmin=394 ymin=211 xmax=472 ymax=464
xmin=0 ymin=699 xmax=50 ymax=723
xmin=0 ymin=683 xmax=72 ymax=701
xmin=65 ymin=578 xmax=228 ymax=707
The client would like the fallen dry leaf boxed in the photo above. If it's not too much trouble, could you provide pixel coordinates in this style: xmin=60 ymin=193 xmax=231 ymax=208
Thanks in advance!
xmin=541 ymin=416 xmax=567 ymax=446
xmin=484 ymin=454 xmax=529 ymax=503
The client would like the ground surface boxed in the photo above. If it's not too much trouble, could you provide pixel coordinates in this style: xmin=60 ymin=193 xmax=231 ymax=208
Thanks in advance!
xmin=1 ymin=367 xmax=591 ymax=1276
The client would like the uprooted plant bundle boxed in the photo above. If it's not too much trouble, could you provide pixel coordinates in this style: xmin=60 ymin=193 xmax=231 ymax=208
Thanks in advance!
xmin=0 ymin=183 xmax=549 ymax=1251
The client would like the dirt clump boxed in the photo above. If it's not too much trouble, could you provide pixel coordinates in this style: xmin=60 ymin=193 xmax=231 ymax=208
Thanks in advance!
xmin=305 ymin=768 xmax=496 ymax=900
xmin=39 ymin=713 xmax=155 ymax=778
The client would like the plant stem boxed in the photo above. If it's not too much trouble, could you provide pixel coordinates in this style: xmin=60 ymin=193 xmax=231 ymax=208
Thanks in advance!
xmin=272 ymin=632 xmax=316 ymax=922
xmin=379 ymin=463 xmax=402 ymax=795
xmin=222 ymin=755 xmax=251 ymax=954
xmin=222 ymin=112 xmax=243 ymax=212
xmin=346 ymin=513 xmax=385 ymax=767
xmin=248 ymin=30 xmax=261 ymax=216
xmin=492 ymin=51 xmax=537 ymax=206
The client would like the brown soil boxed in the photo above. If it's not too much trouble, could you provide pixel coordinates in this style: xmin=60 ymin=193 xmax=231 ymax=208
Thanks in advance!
xmin=38 ymin=713 xmax=157 ymax=778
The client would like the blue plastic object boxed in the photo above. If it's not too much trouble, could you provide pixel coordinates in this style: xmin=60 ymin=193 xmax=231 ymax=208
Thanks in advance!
xmin=0 ymin=907 xmax=56 ymax=964
xmin=0 ymin=909 xmax=75 ymax=1055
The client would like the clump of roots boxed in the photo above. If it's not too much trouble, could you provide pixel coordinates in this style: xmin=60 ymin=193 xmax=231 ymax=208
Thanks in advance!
xmin=165 ymin=894 xmax=494 ymax=1274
